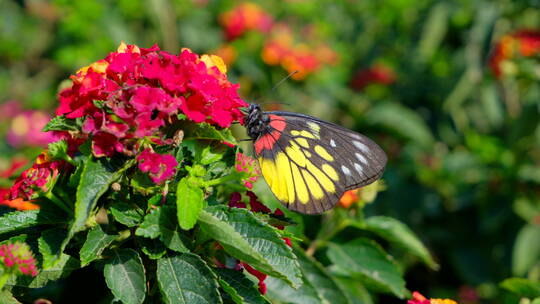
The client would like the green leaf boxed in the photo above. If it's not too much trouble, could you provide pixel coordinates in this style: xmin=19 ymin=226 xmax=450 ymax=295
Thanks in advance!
xmin=266 ymin=276 xmax=322 ymax=304
xmin=362 ymin=216 xmax=439 ymax=270
xmin=294 ymin=247 xmax=351 ymax=304
xmin=47 ymin=140 xmax=70 ymax=162
xmin=532 ymin=297 xmax=540 ymax=304
xmin=0 ymin=209 xmax=64 ymax=235
xmin=157 ymin=253 xmax=222 ymax=304
xmin=0 ymin=290 xmax=22 ymax=304
xmin=183 ymin=123 xmax=237 ymax=144
xmin=109 ymin=202 xmax=144 ymax=227
xmin=327 ymin=239 xmax=408 ymax=298
xmin=104 ymin=249 xmax=146 ymax=304
xmin=42 ymin=115 xmax=80 ymax=132
xmin=136 ymin=206 xmax=190 ymax=252
xmin=366 ymin=103 xmax=434 ymax=148
xmin=12 ymin=254 xmax=80 ymax=288
xmin=215 ymin=268 xmax=269 ymax=304
xmin=73 ymin=157 xmax=126 ymax=233
xmin=177 ymin=178 xmax=204 ymax=230
xmin=512 ymin=224 xmax=540 ymax=276
xmin=80 ymin=225 xmax=116 ymax=266
xmin=500 ymin=278 xmax=540 ymax=298
xmin=200 ymin=146 xmax=223 ymax=165
xmin=38 ymin=227 xmax=69 ymax=269
xmin=135 ymin=207 xmax=162 ymax=239
xmin=333 ymin=277 xmax=374 ymax=304
xmin=141 ymin=238 xmax=167 ymax=259
xmin=198 ymin=206 xmax=302 ymax=288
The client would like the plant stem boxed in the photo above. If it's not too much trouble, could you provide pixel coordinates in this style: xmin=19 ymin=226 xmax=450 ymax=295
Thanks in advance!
xmin=204 ymin=174 xmax=238 ymax=187
xmin=45 ymin=191 xmax=72 ymax=214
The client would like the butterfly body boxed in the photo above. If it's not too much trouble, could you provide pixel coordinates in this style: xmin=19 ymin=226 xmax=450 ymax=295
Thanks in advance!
xmin=246 ymin=104 xmax=387 ymax=214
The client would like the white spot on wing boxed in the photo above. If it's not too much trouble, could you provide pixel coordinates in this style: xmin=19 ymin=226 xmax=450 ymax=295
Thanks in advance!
xmin=355 ymin=152 xmax=368 ymax=164
xmin=353 ymin=140 xmax=370 ymax=153
xmin=341 ymin=165 xmax=351 ymax=176
xmin=330 ymin=139 xmax=336 ymax=147
xmin=354 ymin=163 xmax=363 ymax=174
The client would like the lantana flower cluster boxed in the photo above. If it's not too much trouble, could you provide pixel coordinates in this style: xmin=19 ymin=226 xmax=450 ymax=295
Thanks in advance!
xmin=261 ymin=24 xmax=338 ymax=80
xmin=235 ymin=152 xmax=260 ymax=189
xmin=219 ymin=2 xmax=273 ymax=40
xmin=58 ymin=42 xmax=246 ymax=158
xmin=408 ymin=291 xmax=458 ymax=304
xmin=0 ymin=242 xmax=39 ymax=278
xmin=489 ymin=29 xmax=540 ymax=78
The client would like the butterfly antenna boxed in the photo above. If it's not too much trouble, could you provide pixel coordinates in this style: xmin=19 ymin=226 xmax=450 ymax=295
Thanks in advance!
xmin=270 ymin=70 xmax=298 ymax=93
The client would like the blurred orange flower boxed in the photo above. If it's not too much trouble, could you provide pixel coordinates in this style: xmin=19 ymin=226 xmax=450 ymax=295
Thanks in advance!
xmin=408 ymin=291 xmax=458 ymax=304
xmin=219 ymin=3 xmax=273 ymax=40
xmin=338 ymin=180 xmax=385 ymax=208
xmin=489 ymin=30 xmax=540 ymax=77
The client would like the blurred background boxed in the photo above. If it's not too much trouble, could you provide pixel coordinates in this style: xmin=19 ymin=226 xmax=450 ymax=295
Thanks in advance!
xmin=1 ymin=0 xmax=539 ymax=303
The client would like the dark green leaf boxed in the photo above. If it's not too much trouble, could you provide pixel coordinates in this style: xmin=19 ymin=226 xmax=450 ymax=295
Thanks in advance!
xmin=177 ymin=178 xmax=204 ymax=230
xmin=183 ymin=123 xmax=237 ymax=144
xmin=512 ymin=224 xmax=540 ymax=276
xmin=12 ymin=254 xmax=80 ymax=288
xmin=294 ymin=247 xmax=351 ymax=304
xmin=334 ymin=277 xmax=374 ymax=304
xmin=73 ymin=157 xmax=126 ymax=233
xmin=362 ymin=216 xmax=439 ymax=270
xmin=80 ymin=225 xmax=116 ymax=266
xmin=160 ymin=225 xmax=190 ymax=253
xmin=141 ymin=238 xmax=167 ymax=259
xmin=266 ymin=276 xmax=322 ymax=304
xmin=104 ymin=249 xmax=146 ymax=304
xmin=200 ymin=146 xmax=223 ymax=165
xmin=109 ymin=202 xmax=144 ymax=227
xmin=42 ymin=116 xmax=80 ymax=132
xmin=500 ymin=278 xmax=540 ymax=298
xmin=135 ymin=207 xmax=161 ymax=239
xmin=0 ymin=209 xmax=64 ymax=235
xmin=215 ymin=268 xmax=269 ymax=304
xmin=38 ymin=227 xmax=69 ymax=269
xmin=0 ymin=290 xmax=21 ymax=303
xmin=157 ymin=253 xmax=222 ymax=304
xmin=198 ymin=206 xmax=302 ymax=288
xmin=327 ymin=239 xmax=408 ymax=298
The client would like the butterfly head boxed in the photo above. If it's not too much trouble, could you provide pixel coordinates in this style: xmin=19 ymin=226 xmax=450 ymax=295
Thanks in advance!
xmin=245 ymin=103 xmax=270 ymax=140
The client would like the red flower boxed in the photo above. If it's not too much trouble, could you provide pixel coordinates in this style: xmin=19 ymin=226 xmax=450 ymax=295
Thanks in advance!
xmin=8 ymin=151 xmax=64 ymax=202
xmin=408 ymin=292 xmax=458 ymax=304
xmin=136 ymin=149 xmax=178 ymax=184
xmin=242 ymin=262 xmax=268 ymax=294
xmin=219 ymin=3 xmax=273 ymax=40
xmin=7 ymin=110 xmax=58 ymax=148
xmin=0 ymin=242 xmax=39 ymax=277
xmin=54 ymin=42 xmax=246 ymax=158
xmin=490 ymin=30 xmax=540 ymax=77
xmin=350 ymin=63 xmax=396 ymax=90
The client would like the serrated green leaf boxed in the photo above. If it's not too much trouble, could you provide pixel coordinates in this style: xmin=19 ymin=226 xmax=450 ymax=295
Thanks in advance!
xmin=327 ymin=239 xmax=408 ymax=299
xmin=266 ymin=275 xmax=322 ymax=304
xmin=0 ymin=209 xmax=64 ymax=235
xmin=141 ymin=238 xmax=167 ymax=259
xmin=215 ymin=268 xmax=269 ymax=304
xmin=500 ymin=278 xmax=540 ymax=298
xmin=157 ymin=253 xmax=222 ymax=304
xmin=80 ymin=225 xmax=116 ymax=266
xmin=177 ymin=178 xmax=204 ymax=230
xmin=12 ymin=254 xmax=80 ymax=288
xmin=294 ymin=247 xmax=351 ymax=304
xmin=42 ymin=116 xmax=80 ymax=132
xmin=109 ymin=202 xmax=144 ymax=227
xmin=512 ymin=224 xmax=540 ymax=276
xmin=38 ymin=227 xmax=69 ymax=269
xmin=198 ymin=206 xmax=302 ymax=288
xmin=362 ymin=216 xmax=439 ymax=270
xmin=104 ymin=249 xmax=146 ymax=304
xmin=135 ymin=208 xmax=162 ymax=239
xmin=160 ymin=225 xmax=190 ymax=253
xmin=0 ymin=290 xmax=22 ymax=303
xmin=73 ymin=157 xmax=126 ymax=233
xmin=184 ymin=123 xmax=237 ymax=144
xmin=333 ymin=277 xmax=374 ymax=304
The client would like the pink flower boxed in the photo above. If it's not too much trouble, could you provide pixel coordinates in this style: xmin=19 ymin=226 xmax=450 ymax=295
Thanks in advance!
xmin=136 ymin=149 xmax=178 ymax=184
xmin=7 ymin=110 xmax=58 ymax=148
xmin=235 ymin=153 xmax=260 ymax=189
xmin=0 ymin=242 xmax=39 ymax=277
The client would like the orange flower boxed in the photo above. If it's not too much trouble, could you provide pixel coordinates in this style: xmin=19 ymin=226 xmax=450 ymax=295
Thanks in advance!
xmin=338 ymin=180 xmax=385 ymax=208
xmin=489 ymin=30 xmax=540 ymax=77
xmin=408 ymin=291 xmax=458 ymax=304
xmin=219 ymin=3 xmax=273 ymax=40
xmin=338 ymin=189 xmax=360 ymax=208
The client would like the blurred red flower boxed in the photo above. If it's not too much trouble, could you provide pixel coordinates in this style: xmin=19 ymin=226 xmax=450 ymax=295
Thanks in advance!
xmin=489 ymin=29 xmax=540 ymax=77
xmin=408 ymin=291 xmax=458 ymax=304
xmin=350 ymin=63 xmax=396 ymax=91
xmin=219 ymin=3 xmax=273 ymax=40
xmin=0 ymin=241 xmax=38 ymax=277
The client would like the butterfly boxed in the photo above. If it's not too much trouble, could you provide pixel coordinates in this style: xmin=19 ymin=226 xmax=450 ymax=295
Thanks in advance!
xmin=245 ymin=103 xmax=387 ymax=214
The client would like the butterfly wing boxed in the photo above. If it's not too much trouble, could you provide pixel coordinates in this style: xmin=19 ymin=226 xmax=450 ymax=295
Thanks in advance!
xmin=254 ymin=111 xmax=387 ymax=214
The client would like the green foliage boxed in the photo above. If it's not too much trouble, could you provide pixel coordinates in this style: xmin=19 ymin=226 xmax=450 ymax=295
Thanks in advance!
xmin=1 ymin=0 xmax=539 ymax=303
